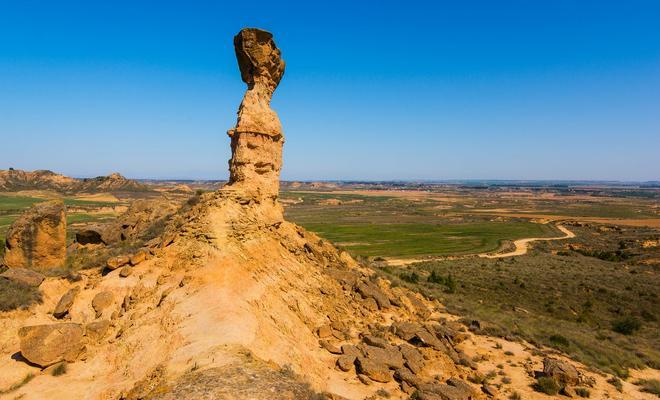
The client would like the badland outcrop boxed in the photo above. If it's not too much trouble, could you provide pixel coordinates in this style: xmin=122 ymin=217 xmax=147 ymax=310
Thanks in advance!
xmin=3 ymin=200 xmax=66 ymax=272
xmin=0 ymin=28 xmax=650 ymax=400
xmin=0 ymin=169 xmax=149 ymax=193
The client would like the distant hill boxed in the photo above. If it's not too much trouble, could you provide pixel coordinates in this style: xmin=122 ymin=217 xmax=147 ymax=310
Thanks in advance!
xmin=0 ymin=169 xmax=150 ymax=193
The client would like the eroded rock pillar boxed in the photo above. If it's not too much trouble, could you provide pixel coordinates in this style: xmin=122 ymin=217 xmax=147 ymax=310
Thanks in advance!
xmin=226 ymin=28 xmax=286 ymax=201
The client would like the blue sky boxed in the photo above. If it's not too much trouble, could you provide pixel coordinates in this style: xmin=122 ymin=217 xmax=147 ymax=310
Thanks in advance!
xmin=1 ymin=1 xmax=658 ymax=181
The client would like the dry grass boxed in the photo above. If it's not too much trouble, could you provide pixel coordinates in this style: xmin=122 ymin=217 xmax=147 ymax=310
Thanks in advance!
xmin=0 ymin=279 xmax=42 ymax=311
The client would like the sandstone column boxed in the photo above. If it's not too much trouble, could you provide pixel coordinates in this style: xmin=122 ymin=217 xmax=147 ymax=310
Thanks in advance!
xmin=226 ymin=28 xmax=286 ymax=201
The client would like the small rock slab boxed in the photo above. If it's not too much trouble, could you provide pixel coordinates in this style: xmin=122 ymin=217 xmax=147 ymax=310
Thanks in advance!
xmin=53 ymin=287 xmax=80 ymax=318
xmin=356 ymin=357 xmax=391 ymax=383
xmin=85 ymin=320 xmax=111 ymax=342
xmin=106 ymin=255 xmax=129 ymax=270
xmin=18 ymin=323 xmax=83 ymax=367
xmin=119 ymin=266 xmax=132 ymax=278
xmin=92 ymin=291 xmax=114 ymax=317
xmin=0 ymin=268 xmax=45 ymax=287
xmin=130 ymin=249 xmax=149 ymax=266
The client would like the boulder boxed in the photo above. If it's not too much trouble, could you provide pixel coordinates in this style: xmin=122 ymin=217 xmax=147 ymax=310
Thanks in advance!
xmin=362 ymin=335 xmax=390 ymax=349
xmin=399 ymin=343 xmax=425 ymax=374
xmin=392 ymin=321 xmax=422 ymax=341
xmin=319 ymin=340 xmax=341 ymax=354
xmin=394 ymin=368 xmax=421 ymax=387
xmin=317 ymin=324 xmax=332 ymax=338
xmin=18 ymin=323 xmax=83 ymax=367
xmin=356 ymin=281 xmax=391 ymax=309
xmin=355 ymin=357 xmax=391 ymax=383
xmin=336 ymin=355 xmax=356 ymax=372
xmin=411 ymin=329 xmax=446 ymax=351
xmin=0 ymin=267 xmax=45 ymax=287
xmin=543 ymin=358 xmax=579 ymax=387
xmin=53 ymin=287 xmax=80 ymax=318
xmin=92 ymin=291 xmax=114 ymax=317
xmin=129 ymin=248 xmax=150 ymax=265
xmin=106 ymin=255 xmax=129 ymax=270
xmin=361 ymin=344 xmax=405 ymax=369
xmin=341 ymin=344 xmax=361 ymax=357
xmin=85 ymin=320 xmax=111 ymax=342
xmin=3 ymin=200 xmax=66 ymax=272
xmin=418 ymin=380 xmax=477 ymax=400
xmin=119 ymin=266 xmax=132 ymax=278
xmin=101 ymin=200 xmax=178 ymax=245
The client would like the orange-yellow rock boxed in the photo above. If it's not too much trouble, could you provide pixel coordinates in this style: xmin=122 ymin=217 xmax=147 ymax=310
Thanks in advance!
xmin=3 ymin=200 xmax=66 ymax=272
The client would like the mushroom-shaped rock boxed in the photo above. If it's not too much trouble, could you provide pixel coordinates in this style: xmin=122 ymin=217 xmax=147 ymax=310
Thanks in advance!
xmin=226 ymin=28 xmax=286 ymax=202
xmin=18 ymin=323 xmax=84 ymax=367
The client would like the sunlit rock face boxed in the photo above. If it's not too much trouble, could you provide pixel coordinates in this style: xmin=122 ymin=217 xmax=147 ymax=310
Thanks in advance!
xmin=226 ymin=28 xmax=286 ymax=201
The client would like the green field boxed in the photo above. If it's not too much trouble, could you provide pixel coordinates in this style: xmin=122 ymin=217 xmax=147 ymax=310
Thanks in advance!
xmin=283 ymin=191 xmax=562 ymax=258
xmin=300 ymin=221 xmax=557 ymax=257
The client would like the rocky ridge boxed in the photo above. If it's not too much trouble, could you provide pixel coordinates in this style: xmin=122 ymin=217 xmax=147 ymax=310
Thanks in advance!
xmin=0 ymin=169 xmax=149 ymax=193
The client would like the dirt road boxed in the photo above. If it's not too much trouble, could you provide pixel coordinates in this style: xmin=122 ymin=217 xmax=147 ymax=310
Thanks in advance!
xmin=387 ymin=224 xmax=575 ymax=266
xmin=479 ymin=224 xmax=575 ymax=258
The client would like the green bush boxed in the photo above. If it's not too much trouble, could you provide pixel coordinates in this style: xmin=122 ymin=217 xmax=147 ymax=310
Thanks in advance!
xmin=612 ymin=316 xmax=642 ymax=335
xmin=400 ymin=271 xmax=419 ymax=283
xmin=575 ymin=387 xmax=590 ymax=397
xmin=636 ymin=379 xmax=660 ymax=396
xmin=607 ymin=377 xmax=623 ymax=392
xmin=427 ymin=269 xmax=443 ymax=284
xmin=549 ymin=334 xmax=570 ymax=347
xmin=534 ymin=376 xmax=560 ymax=395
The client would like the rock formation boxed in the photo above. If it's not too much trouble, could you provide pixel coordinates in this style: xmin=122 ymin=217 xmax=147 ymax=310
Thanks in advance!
xmin=3 ymin=200 xmax=66 ymax=272
xmin=225 ymin=28 xmax=286 ymax=204
xmin=0 ymin=169 xmax=149 ymax=193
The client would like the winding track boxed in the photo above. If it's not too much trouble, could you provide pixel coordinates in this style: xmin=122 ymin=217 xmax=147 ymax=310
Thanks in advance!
xmin=386 ymin=223 xmax=575 ymax=266
xmin=478 ymin=224 xmax=575 ymax=259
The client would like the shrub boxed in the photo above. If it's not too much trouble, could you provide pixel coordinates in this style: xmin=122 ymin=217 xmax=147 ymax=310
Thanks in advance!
xmin=607 ymin=377 xmax=623 ymax=392
xmin=51 ymin=362 xmax=67 ymax=376
xmin=534 ymin=376 xmax=560 ymax=395
xmin=636 ymin=379 xmax=660 ymax=396
xmin=445 ymin=273 xmax=457 ymax=293
xmin=0 ymin=279 xmax=42 ymax=311
xmin=575 ymin=387 xmax=590 ymax=397
xmin=427 ymin=269 xmax=443 ymax=284
xmin=549 ymin=334 xmax=570 ymax=347
xmin=400 ymin=271 xmax=419 ymax=283
xmin=612 ymin=316 xmax=642 ymax=335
